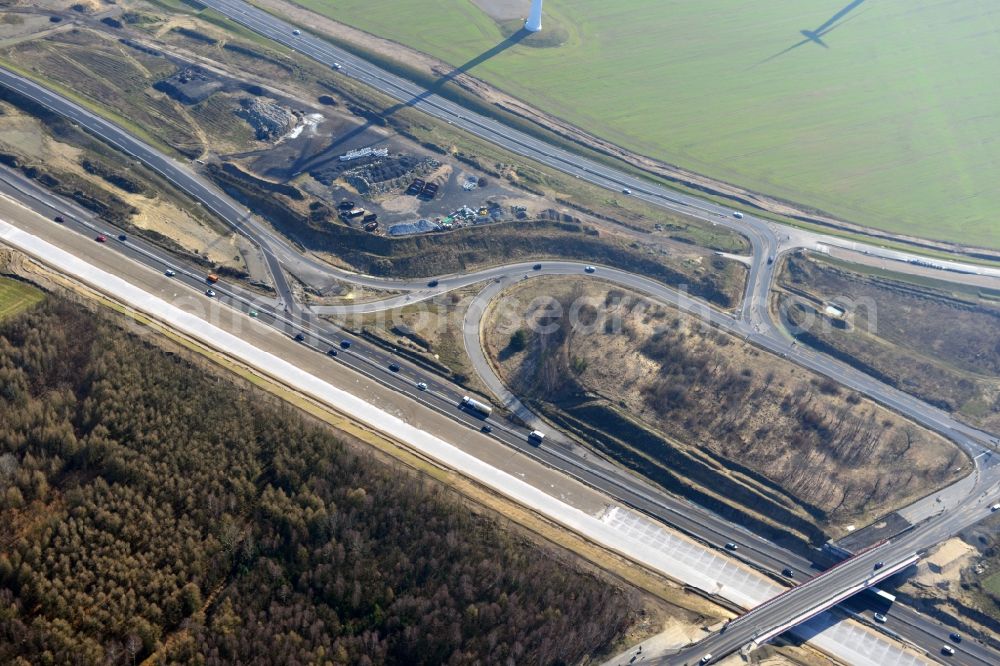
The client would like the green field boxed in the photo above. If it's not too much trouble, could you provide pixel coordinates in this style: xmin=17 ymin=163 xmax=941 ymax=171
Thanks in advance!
xmin=0 ymin=276 xmax=44 ymax=320
xmin=297 ymin=0 xmax=1000 ymax=249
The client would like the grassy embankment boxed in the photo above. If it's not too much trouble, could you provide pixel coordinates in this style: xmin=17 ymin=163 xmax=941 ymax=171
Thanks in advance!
xmin=775 ymin=253 xmax=1000 ymax=434
xmin=0 ymin=276 xmax=44 ymax=320
xmin=2 ymin=6 xmax=750 ymax=288
xmin=293 ymin=0 xmax=1000 ymax=250
xmin=133 ymin=0 xmax=751 ymax=253
xmin=485 ymin=277 xmax=965 ymax=551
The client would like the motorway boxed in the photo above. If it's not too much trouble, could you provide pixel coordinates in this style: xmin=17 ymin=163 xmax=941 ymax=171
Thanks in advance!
xmin=676 ymin=544 xmax=921 ymax=665
xmin=2 ymin=3 xmax=1000 ymax=663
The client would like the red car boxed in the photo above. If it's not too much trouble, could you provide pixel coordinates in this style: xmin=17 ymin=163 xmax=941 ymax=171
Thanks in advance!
xmin=95 ymin=235 xmax=107 ymax=243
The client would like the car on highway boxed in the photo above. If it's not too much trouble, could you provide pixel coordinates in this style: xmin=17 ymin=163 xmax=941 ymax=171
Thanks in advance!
xmin=332 ymin=62 xmax=342 ymax=70
xmin=622 ymin=187 xmax=632 ymax=195
xmin=949 ymin=632 xmax=961 ymax=642
xmin=533 ymin=263 xmax=542 ymax=270
xmin=164 ymin=269 xmax=176 ymax=277
xmin=700 ymin=655 xmax=712 ymax=664
xmin=292 ymin=29 xmax=301 ymax=35
xmin=54 ymin=215 xmax=64 ymax=223
xmin=781 ymin=568 xmax=794 ymax=578
xmin=117 ymin=234 xmax=127 ymax=242
xmin=340 ymin=340 xmax=351 ymax=349
xmin=428 ymin=279 xmax=439 ymax=288
xmin=732 ymin=211 xmax=744 ymax=219
xmin=95 ymin=235 xmax=107 ymax=243
xmin=388 ymin=363 xmax=400 ymax=372
xmin=294 ymin=333 xmax=305 ymax=342
xmin=724 ymin=542 xmax=738 ymax=550
xmin=480 ymin=424 xmax=492 ymax=433
xmin=327 ymin=348 xmax=338 ymax=357
xmin=873 ymin=613 xmax=887 ymax=623
xmin=416 ymin=382 xmax=427 ymax=391
xmin=205 ymin=289 xmax=216 ymax=297
xmin=584 ymin=265 xmax=596 ymax=273
xmin=941 ymin=645 xmax=955 ymax=656
xmin=991 ymin=503 xmax=1000 ymax=511
xmin=248 ymin=310 xmax=258 ymax=318
xmin=873 ymin=561 xmax=884 ymax=570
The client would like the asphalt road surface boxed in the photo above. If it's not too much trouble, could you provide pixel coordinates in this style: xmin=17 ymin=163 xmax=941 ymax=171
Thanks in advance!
xmin=2 ymin=9 xmax=1000 ymax=661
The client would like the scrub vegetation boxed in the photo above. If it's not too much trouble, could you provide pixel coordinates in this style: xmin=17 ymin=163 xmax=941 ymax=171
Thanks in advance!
xmin=775 ymin=253 xmax=1000 ymax=434
xmin=487 ymin=278 xmax=964 ymax=548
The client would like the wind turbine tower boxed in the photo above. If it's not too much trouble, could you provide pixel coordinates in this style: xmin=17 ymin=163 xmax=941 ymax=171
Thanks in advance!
xmin=525 ymin=0 xmax=543 ymax=33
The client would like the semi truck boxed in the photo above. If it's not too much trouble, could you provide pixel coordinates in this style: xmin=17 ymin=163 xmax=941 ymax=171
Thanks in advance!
xmin=460 ymin=396 xmax=493 ymax=418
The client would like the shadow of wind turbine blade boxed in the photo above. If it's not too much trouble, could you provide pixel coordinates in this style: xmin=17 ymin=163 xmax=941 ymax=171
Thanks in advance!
xmin=812 ymin=0 xmax=868 ymax=36
xmin=753 ymin=38 xmax=812 ymax=67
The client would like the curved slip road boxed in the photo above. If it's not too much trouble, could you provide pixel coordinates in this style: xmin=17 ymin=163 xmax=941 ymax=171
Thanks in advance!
xmin=2 ymin=8 xmax=1000 ymax=660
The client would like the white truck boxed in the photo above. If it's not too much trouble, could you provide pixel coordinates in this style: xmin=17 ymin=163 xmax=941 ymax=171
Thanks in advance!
xmin=461 ymin=396 xmax=493 ymax=418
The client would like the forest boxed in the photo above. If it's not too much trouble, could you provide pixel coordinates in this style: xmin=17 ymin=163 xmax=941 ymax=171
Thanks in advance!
xmin=0 ymin=295 xmax=637 ymax=665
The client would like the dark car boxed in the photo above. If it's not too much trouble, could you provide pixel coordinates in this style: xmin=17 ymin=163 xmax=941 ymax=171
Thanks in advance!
xmin=294 ymin=333 xmax=305 ymax=342
xmin=533 ymin=263 xmax=542 ymax=270
xmin=54 ymin=215 xmax=65 ymax=223
xmin=481 ymin=425 xmax=493 ymax=433
xmin=428 ymin=279 xmax=439 ymax=288
xmin=340 ymin=340 xmax=352 ymax=349
xmin=781 ymin=568 xmax=794 ymax=578
xmin=327 ymin=349 xmax=338 ymax=357
xmin=117 ymin=234 xmax=127 ymax=242
xmin=388 ymin=363 xmax=400 ymax=372
xmin=725 ymin=542 xmax=738 ymax=550
xmin=949 ymin=633 xmax=961 ymax=643
xmin=338 ymin=201 xmax=355 ymax=210
xmin=874 ymin=561 xmax=884 ymax=570
xmin=95 ymin=235 xmax=107 ymax=243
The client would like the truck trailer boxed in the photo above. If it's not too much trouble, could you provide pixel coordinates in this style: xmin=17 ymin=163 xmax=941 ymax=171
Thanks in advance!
xmin=461 ymin=395 xmax=493 ymax=418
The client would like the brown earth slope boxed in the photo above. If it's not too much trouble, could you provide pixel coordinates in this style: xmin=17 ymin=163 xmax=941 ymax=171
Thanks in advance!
xmin=487 ymin=278 xmax=965 ymax=544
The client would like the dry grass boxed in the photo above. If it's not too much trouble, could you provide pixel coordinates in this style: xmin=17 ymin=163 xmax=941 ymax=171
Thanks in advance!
xmin=343 ymin=285 xmax=488 ymax=392
xmin=0 ymin=104 xmax=243 ymax=269
xmin=775 ymin=252 xmax=1000 ymax=433
xmin=487 ymin=277 xmax=964 ymax=539
xmin=2 ymin=28 xmax=203 ymax=156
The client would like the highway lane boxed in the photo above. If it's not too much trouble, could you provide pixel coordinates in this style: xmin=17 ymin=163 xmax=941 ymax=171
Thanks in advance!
xmin=199 ymin=0 xmax=778 ymax=298
xmin=673 ymin=543 xmax=919 ymax=665
xmin=7 ymin=172 xmax=999 ymax=666
xmin=194 ymin=0 xmax=1000 ymax=461
xmin=675 ymin=492 xmax=1000 ymax=665
xmin=2 ymin=13 xmax=999 ymax=660
xmin=2 ymin=45 xmax=993 ymax=462
xmin=0 ymin=168 xmax=807 ymax=577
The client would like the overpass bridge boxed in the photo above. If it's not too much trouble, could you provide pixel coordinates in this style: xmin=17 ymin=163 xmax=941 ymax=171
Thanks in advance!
xmin=671 ymin=541 xmax=919 ymax=665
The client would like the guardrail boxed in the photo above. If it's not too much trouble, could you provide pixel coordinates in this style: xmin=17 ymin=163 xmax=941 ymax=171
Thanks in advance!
xmin=748 ymin=554 xmax=919 ymax=651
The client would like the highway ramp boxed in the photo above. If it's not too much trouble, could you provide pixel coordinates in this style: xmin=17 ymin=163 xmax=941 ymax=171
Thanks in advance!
xmin=0 ymin=210 xmax=933 ymax=666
